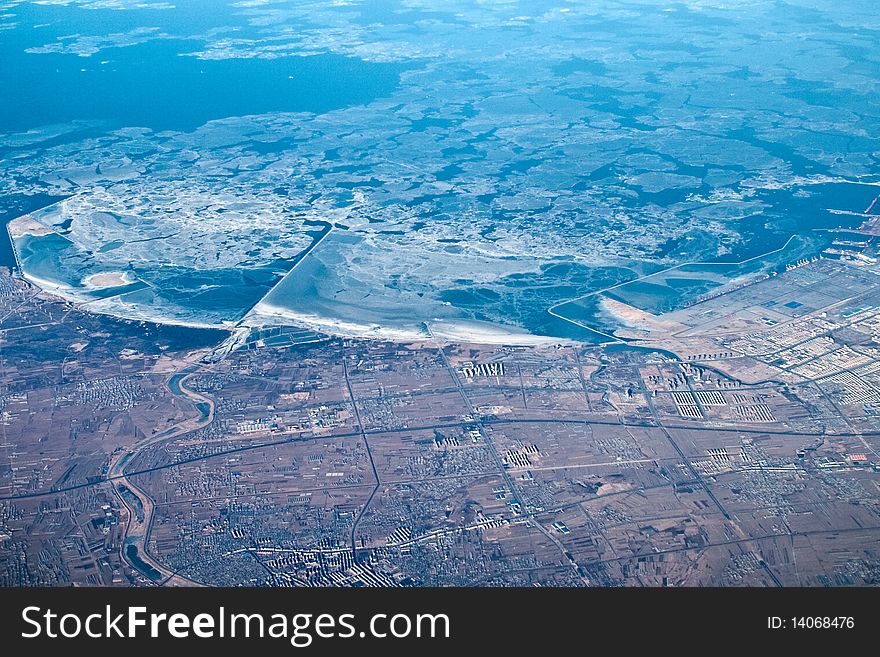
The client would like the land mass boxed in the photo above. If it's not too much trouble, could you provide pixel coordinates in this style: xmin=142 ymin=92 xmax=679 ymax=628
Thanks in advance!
xmin=2 ymin=248 xmax=879 ymax=586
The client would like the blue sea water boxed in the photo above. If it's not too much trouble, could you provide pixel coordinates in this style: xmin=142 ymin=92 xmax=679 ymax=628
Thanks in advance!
xmin=0 ymin=4 xmax=404 ymax=133
xmin=2 ymin=1 xmax=879 ymax=342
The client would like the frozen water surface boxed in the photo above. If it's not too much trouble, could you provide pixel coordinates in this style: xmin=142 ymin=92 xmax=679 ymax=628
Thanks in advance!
xmin=3 ymin=0 xmax=879 ymax=340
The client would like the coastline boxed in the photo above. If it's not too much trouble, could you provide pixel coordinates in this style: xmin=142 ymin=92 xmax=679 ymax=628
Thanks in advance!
xmin=21 ymin=273 xmax=236 ymax=331
xmin=21 ymin=271 xmax=75 ymax=293
xmin=17 ymin=275 xmax=575 ymax=345
xmin=246 ymin=301 xmax=572 ymax=346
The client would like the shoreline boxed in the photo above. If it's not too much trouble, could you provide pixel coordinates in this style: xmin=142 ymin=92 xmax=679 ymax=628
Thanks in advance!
xmin=22 ymin=271 xmax=75 ymax=293
xmin=21 ymin=274 xmax=236 ymax=331
xmin=17 ymin=274 xmax=577 ymax=345
xmin=244 ymin=301 xmax=574 ymax=346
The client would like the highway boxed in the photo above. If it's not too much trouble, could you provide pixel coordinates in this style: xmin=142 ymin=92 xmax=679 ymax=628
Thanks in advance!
xmin=343 ymin=344 xmax=382 ymax=560
xmin=3 ymin=412 xmax=878 ymax=502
